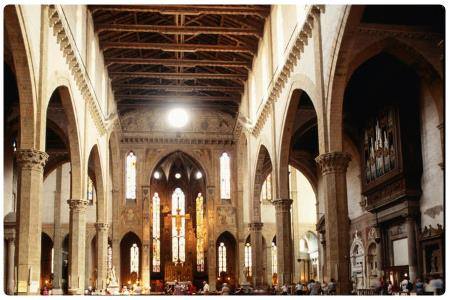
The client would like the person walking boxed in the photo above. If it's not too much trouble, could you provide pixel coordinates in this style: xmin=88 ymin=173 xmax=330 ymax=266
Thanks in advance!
xmin=328 ymin=278 xmax=337 ymax=295
xmin=202 ymin=281 xmax=210 ymax=295
xmin=415 ymin=278 xmax=424 ymax=295
xmin=221 ymin=283 xmax=231 ymax=295
xmin=295 ymin=282 xmax=304 ymax=295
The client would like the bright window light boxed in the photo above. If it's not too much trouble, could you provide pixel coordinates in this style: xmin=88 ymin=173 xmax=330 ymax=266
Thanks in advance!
xmin=175 ymin=173 xmax=181 ymax=179
xmin=196 ymin=171 xmax=203 ymax=179
xmin=168 ymin=108 xmax=188 ymax=128
xmin=154 ymin=171 xmax=161 ymax=179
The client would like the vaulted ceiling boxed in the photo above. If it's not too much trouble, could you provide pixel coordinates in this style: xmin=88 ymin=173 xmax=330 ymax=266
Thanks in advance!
xmin=89 ymin=5 xmax=270 ymax=117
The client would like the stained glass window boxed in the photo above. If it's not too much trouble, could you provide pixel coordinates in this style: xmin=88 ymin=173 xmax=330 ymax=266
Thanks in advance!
xmin=130 ymin=243 xmax=139 ymax=274
xmin=220 ymin=153 xmax=231 ymax=199
xmin=126 ymin=152 xmax=137 ymax=200
xmin=218 ymin=242 xmax=227 ymax=275
xmin=87 ymin=177 xmax=94 ymax=205
xmin=172 ymin=188 xmax=186 ymax=263
xmin=271 ymin=241 xmax=277 ymax=275
xmin=261 ymin=173 xmax=272 ymax=202
xmin=196 ymin=193 xmax=205 ymax=272
xmin=152 ymin=192 xmax=161 ymax=272
xmin=244 ymin=242 xmax=252 ymax=277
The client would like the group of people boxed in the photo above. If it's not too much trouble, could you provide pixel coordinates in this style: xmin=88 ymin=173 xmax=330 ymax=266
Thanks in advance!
xmin=268 ymin=279 xmax=336 ymax=295
xmin=369 ymin=275 xmax=444 ymax=295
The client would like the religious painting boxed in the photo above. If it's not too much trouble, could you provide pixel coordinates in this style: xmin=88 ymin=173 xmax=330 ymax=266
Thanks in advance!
xmin=362 ymin=106 xmax=398 ymax=185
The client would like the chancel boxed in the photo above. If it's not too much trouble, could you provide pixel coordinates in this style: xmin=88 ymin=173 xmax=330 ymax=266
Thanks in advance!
xmin=2 ymin=3 xmax=445 ymax=296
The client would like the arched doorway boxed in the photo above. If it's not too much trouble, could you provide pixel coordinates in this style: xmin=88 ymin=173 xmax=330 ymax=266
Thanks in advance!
xmin=149 ymin=151 xmax=207 ymax=290
xmin=40 ymin=233 xmax=53 ymax=291
xmin=216 ymin=231 xmax=237 ymax=291
xmin=120 ymin=232 xmax=142 ymax=287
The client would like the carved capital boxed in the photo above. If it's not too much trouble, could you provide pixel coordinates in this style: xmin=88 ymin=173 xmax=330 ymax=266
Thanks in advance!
xmin=95 ymin=222 xmax=109 ymax=232
xmin=273 ymin=198 xmax=293 ymax=212
xmin=15 ymin=149 xmax=49 ymax=171
xmin=4 ymin=231 xmax=15 ymax=243
xmin=315 ymin=152 xmax=351 ymax=175
xmin=67 ymin=199 xmax=89 ymax=212
xmin=248 ymin=222 xmax=263 ymax=231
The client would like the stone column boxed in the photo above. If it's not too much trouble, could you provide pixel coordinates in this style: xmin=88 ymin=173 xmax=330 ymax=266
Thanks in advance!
xmin=405 ymin=217 xmax=418 ymax=281
xmin=273 ymin=198 xmax=293 ymax=285
xmin=315 ymin=152 xmax=351 ymax=294
xmin=95 ymin=222 xmax=109 ymax=291
xmin=15 ymin=149 xmax=48 ymax=295
xmin=5 ymin=231 xmax=16 ymax=295
xmin=52 ymin=166 xmax=63 ymax=294
xmin=67 ymin=199 xmax=89 ymax=295
xmin=206 ymin=186 xmax=216 ymax=291
xmin=249 ymin=222 xmax=264 ymax=288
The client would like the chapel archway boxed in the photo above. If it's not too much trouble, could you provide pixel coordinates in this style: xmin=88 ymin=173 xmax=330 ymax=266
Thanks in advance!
xmin=40 ymin=233 xmax=54 ymax=290
xmin=216 ymin=231 xmax=237 ymax=291
xmin=120 ymin=232 xmax=142 ymax=287
xmin=149 ymin=151 xmax=207 ymax=290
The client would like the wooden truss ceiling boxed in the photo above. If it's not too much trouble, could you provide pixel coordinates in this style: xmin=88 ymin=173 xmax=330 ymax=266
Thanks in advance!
xmin=89 ymin=5 xmax=270 ymax=116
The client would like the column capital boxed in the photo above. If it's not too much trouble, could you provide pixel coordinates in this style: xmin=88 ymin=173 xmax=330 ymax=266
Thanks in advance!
xmin=315 ymin=151 xmax=351 ymax=175
xmin=248 ymin=222 xmax=263 ymax=231
xmin=273 ymin=198 xmax=293 ymax=213
xmin=67 ymin=199 xmax=89 ymax=211
xmin=95 ymin=222 xmax=110 ymax=231
xmin=5 ymin=231 xmax=15 ymax=242
xmin=15 ymin=149 xmax=49 ymax=170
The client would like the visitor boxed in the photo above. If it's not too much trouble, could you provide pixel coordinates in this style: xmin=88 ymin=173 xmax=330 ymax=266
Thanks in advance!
xmin=42 ymin=286 xmax=49 ymax=296
xmin=221 ymin=283 xmax=231 ymax=295
xmin=387 ymin=281 xmax=393 ymax=295
xmin=321 ymin=280 xmax=328 ymax=295
xmin=307 ymin=280 xmax=315 ymax=294
xmin=202 ymin=280 xmax=210 ymax=295
xmin=173 ymin=281 xmax=183 ymax=295
xmin=400 ymin=276 xmax=411 ymax=295
xmin=281 ymin=284 xmax=289 ymax=295
xmin=295 ymin=282 xmax=303 ymax=295
xmin=429 ymin=275 xmax=444 ymax=295
xmin=328 ymin=278 xmax=337 ymax=295
xmin=415 ymin=278 xmax=424 ymax=295
xmin=310 ymin=281 xmax=321 ymax=295
xmin=187 ymin=281 xmax=196 ymax=295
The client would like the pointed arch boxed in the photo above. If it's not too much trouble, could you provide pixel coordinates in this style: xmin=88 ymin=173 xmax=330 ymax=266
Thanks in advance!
xmin=327 ymin=6 xmax=443 ymax=152
xmin=252 ymin=144 xmax=273 ymax=223
xmin=4 ymin=5 xmax=37 ymax=149
xmin=87 ymin=144 xmax=106 ymax=222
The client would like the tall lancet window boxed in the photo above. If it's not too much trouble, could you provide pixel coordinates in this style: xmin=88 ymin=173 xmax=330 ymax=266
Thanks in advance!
xmin=261 ymin=173 xmax=272 ymax=202
xmin=196 ymin=193 xmax=205 ymax=272
xmin=244 ymin=242 xmax=252 ymax=277
xmin=172 ymin=188 xmax=186 ymax=263
xmin=220 ymin=153 xmax=231 ymax=199
xmin=271 ymin=241 xmax=278 ymax=275
xmin=152 ymin=192 xmax=161 ymax=272
xmin=130 ymin=243 xmax=139 ymax=274
xmin=218 ymin=242 xmax=227 ymax=275
xmin=126 ymin=151 xmax=137 ymax=200
xmin=87 ymin=177 xmax=94 ymax=205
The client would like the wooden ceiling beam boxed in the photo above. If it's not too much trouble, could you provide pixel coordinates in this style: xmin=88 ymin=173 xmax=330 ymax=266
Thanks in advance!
xmin=105 ymin=57 xmax=251 ymax=69
xmin=102 ymin=41 xmax=256 ymax=54
xmin=96 ymin=24 xmax=262 ymax=38
xmin=114 ymin=84 xmax=244 ymax=93
xmin=89 ymin=5 xmax=270 ymax=18
xmin=110 ymin=71 xmax=247 ymax=80
xmin=116 ymin=94 xmax=241 ymax=103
